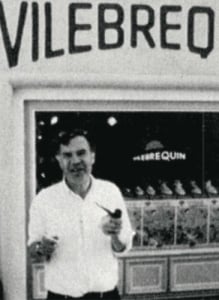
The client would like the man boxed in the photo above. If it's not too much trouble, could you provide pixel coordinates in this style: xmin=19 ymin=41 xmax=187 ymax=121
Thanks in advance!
xmin=28 ymin=129 xmax=134 ymax=300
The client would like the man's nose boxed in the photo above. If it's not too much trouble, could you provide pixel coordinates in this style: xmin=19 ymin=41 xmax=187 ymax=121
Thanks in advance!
xmin=70 ymin=154 xmax=81 ymax=164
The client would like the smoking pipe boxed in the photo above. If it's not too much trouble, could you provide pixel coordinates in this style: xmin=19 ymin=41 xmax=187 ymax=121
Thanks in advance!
xmin=95 ymin=203 xmax=122 ymax=219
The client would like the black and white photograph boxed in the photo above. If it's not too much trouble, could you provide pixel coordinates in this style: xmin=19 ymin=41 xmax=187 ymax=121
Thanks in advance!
xmin=0 ymin=1 xmax=219 ymax=300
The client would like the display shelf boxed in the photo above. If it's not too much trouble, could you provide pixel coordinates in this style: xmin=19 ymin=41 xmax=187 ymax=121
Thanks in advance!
xmin=125 ymin=197 xmax=219 ymax=250
xmin=125 ymin=257 xmax=168 ymax=294
xmin=170 ymin=255 xmax=219 ymax=292
xmin=119 ymin=252 xmax=219 ymax=299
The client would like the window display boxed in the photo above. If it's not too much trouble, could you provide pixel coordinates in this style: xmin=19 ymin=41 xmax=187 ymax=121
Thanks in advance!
xmin=127 ymin=199 xmax=213 ymax=248
xmin=36 ymin=111 xmax=219 ymax=250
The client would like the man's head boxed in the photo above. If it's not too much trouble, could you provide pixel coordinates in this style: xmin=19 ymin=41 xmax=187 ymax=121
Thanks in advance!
xmin=55 ymin=130 xmax=95 ymax=188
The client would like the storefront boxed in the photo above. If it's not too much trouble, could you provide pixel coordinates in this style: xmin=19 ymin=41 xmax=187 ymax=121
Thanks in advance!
xmin=1 ymin=1 xmax=219 ymax=300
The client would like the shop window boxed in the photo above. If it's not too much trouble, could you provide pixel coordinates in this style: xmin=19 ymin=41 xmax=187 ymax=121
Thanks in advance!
xmin=35 ymin=111 xmax=219 ymax=249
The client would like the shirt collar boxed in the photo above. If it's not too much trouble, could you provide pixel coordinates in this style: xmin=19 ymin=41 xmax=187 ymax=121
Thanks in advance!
xmin=61 ymin=175 xmax=95 ymax=199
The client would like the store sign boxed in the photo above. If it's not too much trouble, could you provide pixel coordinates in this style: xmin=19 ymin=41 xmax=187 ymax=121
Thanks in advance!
xmin=0 ymin=1 xmax=216 ymax=68
xmin=133 ymin=151 xmax=187 ymax=162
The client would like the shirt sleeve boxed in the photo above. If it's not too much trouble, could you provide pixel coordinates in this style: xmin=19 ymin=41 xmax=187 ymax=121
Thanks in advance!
xmin=27 ymin=192 xmax=46 ymax=246
xmin=113 ymin=186 xmax=135 ymax=254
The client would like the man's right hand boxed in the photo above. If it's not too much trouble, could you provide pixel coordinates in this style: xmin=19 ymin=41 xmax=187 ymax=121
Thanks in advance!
xmin=29 ymin=236 xmax=58 ymax=262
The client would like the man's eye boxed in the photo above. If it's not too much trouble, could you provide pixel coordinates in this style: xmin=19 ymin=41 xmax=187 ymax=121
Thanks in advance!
xmin=77 ymin=150 xmax=86 ymax=156
xmin=63 ymin=153 xmax=72 ymax=158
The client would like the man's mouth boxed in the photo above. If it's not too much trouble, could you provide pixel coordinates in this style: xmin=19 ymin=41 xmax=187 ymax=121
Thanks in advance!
xmin=70 ymin=168 xmax=85 ymax=174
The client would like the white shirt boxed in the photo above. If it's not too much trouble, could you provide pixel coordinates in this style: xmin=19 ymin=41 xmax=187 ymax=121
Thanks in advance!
xmin=28 ymin=177 xmax=133 ymax=297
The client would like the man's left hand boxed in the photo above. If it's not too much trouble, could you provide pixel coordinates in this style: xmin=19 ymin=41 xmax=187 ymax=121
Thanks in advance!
xmin=101 ymin=215 xmax=122 ymax=236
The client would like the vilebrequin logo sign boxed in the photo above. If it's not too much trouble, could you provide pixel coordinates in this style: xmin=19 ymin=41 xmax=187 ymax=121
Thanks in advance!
xmin=0 ymin=1 xmax=216 ymax=68
xmin=132 ymin=140 xmax=187 ymax=162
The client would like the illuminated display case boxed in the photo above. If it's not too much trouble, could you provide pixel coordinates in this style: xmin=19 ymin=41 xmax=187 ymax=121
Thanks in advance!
xmin=32 ymin=111 xmax=219 ymax=300
xmin=127 ymin=198 xmax=219 ymax=249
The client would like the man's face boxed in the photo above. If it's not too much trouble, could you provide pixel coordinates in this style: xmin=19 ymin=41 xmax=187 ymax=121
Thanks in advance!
xmin=56 ymin=136 xmax=95 ymax=185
